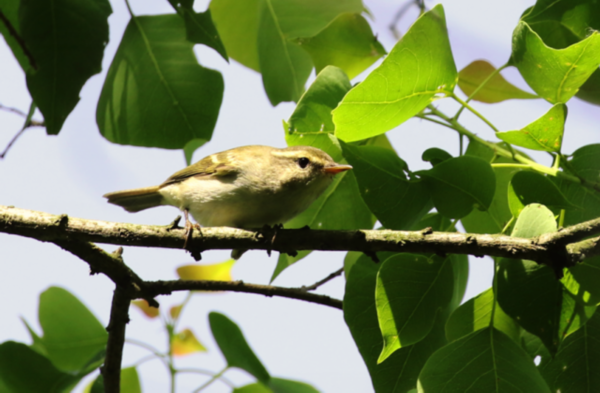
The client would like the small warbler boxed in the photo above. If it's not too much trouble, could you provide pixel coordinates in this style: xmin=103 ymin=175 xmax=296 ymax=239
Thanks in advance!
xmin=103 ymin=145 xmax=352 ymax=256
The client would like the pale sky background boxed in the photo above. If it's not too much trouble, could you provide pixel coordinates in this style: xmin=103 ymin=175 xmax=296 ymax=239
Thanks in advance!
xmin=1 ymin=0 xmax=598 ymax=392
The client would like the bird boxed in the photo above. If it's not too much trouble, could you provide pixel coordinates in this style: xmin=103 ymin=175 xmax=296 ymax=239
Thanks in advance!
xmin=103 ymin=145 xmax=352 ymax=258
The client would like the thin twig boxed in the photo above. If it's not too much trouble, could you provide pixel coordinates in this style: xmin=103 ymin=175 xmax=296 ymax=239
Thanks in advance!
xmin=0 ymin=9 xmax=37 ymax=69
xmin=301 ymin=267 xmax=344 ymax=291
xmin=145 ymin=280 xmax=344 ymax=310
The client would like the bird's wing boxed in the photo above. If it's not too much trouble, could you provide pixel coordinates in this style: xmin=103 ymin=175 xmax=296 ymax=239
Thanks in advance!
xmin=160 ymin=152 xmax=239 ymax=187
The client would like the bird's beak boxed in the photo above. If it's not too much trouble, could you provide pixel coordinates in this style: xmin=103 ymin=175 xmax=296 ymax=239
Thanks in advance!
xmin=324 ymin=164 xmax=353 ymax=174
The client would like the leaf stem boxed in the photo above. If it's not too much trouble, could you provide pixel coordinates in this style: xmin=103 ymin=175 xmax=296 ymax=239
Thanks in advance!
xmin=193 ymin=366 xmax=229 ymax=393
xmin=451 ymin=93 xmax=500 ymax=133
xmin=454 ymin=62 xmax=510 ymax=120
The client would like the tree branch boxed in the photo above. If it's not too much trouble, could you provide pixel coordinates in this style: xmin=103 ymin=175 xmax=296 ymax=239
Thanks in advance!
xmin=102 ymin=287 xmax=131 ymax=393
xmin=145 ymin=280 xmax=343 ymax=310
xmin=301 ymin=267 xmax=344 ymax=291
xmin=3 ymin=205 xmax=600 ymax=268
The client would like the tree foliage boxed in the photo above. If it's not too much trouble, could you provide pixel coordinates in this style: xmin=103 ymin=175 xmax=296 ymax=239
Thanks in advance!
xmin=2 ymin=0 xmax=600 ymax=392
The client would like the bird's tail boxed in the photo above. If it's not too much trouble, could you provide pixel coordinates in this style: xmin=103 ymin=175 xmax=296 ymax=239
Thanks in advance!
xmin=103 ymin=186 xmax=163 ymax=212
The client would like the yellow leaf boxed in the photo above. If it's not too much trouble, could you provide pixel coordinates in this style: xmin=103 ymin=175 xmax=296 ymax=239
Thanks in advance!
xmin=170 ymin=304 xmax=183 ymax=320
xmin=171 ymin=328 xmax=207 ymax=356
xmin=131 ymin=299 xmax=159 ymax=319
xmin=176 ymin=259 xmax=235 ymax=281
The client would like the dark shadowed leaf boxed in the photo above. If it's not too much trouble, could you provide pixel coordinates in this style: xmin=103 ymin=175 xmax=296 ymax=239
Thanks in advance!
xmin=298 ymin=13 xmax=386 ymax=80
xmin=497 ymin=104 xmax=566 ymax=152
xmin=508 ymin=170 xmax=575 ymax=217
xmin=0 ymin=342 xmax=79 ymax=392
xmin=541 ymin=309 xmax=600 ymax=392
xmin=182 ymin=8 xmax=228 ymax=60
xmin=376 ymin=254 xmax=454 ymax=362
xmin=418 ymin=156 xmax=495 ymax=219
xmin=342 ymin=143 xmax=433 ymax=230
xmin=344 ymin=255 xmax=449 ymax=393
xmin=333 ymin=5 xmax=457 ymax=142
xmin=0 ymin=0 xmax=30 ymax=71
xmin=554 ymin=144 xmax=600 ymax=226
xmin=209 ymin=312 xmax=270 ymax=383
xmin=20 ymin=0 xmax=111 ymax=134
xmin=418 ymin=328 xmax=551 ymax=392
xmin=458 ymin=60 xmax=537 ymax=103
xmin=97 ymin=15 xmax=223 ymax=149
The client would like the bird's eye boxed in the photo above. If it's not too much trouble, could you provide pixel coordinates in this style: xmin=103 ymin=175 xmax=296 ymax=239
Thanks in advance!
xmin=298 ymin=157 xmax=310 ymax=169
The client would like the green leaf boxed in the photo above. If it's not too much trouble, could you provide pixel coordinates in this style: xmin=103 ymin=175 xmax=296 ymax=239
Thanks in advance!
xmin=566 ymin=256 xmax=600 ymax=304
xmin=576 ymin=68 xmax=600 ymax=105
xmin=511 ymin=21 xmax=600 ymax=103
xmin=272 ymin=169 xmax=373 ymax=280
xmin=272 ymin=130 xmax=374 ymax=281
xmin=234 ymin=378 xmax=320 ymax=393
xmin=554 ymin=144 xmax=600 ymax=226
xmin=97 ymin=14 xmax=224 ymax=149
xmin=20 ymin=0 xmax=111 ymax=134
xmin=36 ymin=287 xmax=107 ymax=373
xmin=210 ymin=0 xmax=261 ymax=71
xmin=85 ymin=366 xmax=141 ymax=393
xmin=209 ymin=312 xmax=270 ymax=383
xmin=421 ymin=148 xmax=452 ymax=167
xmin=445 ymin=287 xmax=520 ymax=344
xmin=417 ymin=327 xmax=551 ymax=392
xmin=257 ymin=1 xmax=313 ymax=105
xmin=461 ymin=141 xmax=520 ymax=234
xmin=497 ymin=103 xmax=566 ymax=152
xmin=496 ymin=204 xmax=563 ymax=354
xmin=287 ymin=66 xmax=352 ymax=134
xmin=344 ymin=254 xmax=449 ymax=393
xmin=541 ymin=308 xmax=600 ymax=392
xmin=183 ymin=138 xmax=208 ymax=166
xmin=342 ymin=143 xmax=433 ymax=230
xmin=418 ymin=156 xmax=496 ymax=219
xmin=558 ymin=288 xmax=596 ymax=339
xmin=0 ymin=0 xmax=31 ymax=71
xmin=257 ymin=0 xmax=362 ymax=105
xmin=333 ymin=4 xmax=457 ymax=142
xmin=508 ymin=170 xmax=575 ymax=217
xmin=457 ymin=60 xmax=538 ymax=103
xmin=180 ymin=8 xmax=228 ymax=61
xmin=376 ymin=254 xmax=454 ymax=363
xmin=0 ymin=341 xmax=79 ymax=393
xmin=298 ymin=13 xmax=386 ymax=80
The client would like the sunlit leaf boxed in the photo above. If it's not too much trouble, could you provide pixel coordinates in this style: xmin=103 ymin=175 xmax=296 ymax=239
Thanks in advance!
xmin=445 ymin=287 xmax=520 ymax=343
xmin=497 ymin=104 xmax=566 ymax=152
xmin=511 ymin=21 xmax=600 ymax=103
xmin=333 ymin=4 xmax=457 ymax=142
xmin=172 ymin=328 xmax=208 ymax=356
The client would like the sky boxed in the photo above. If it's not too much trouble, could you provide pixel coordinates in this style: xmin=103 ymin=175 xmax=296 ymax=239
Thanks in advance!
xmin=1 ymin=0 xmax=599 ymax=392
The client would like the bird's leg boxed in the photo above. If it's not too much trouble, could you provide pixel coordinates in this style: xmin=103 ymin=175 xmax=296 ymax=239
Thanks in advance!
xmin=182 ymin=209 xmax=200 ymax=250
xmin=262 ymin=223 xmax=283 ymax=257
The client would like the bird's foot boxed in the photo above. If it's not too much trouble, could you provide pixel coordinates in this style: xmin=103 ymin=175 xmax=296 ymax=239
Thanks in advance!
xmin=182 ymin=210 xmax=202 ymax=261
